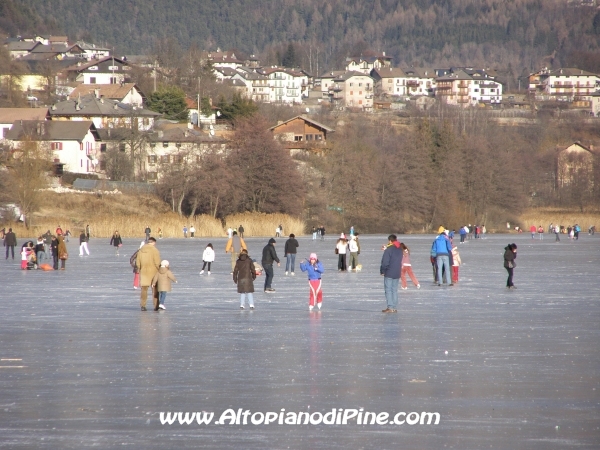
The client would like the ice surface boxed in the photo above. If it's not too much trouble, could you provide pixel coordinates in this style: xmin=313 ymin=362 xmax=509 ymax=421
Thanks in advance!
xmin=0 ymin=234 xmax=599 ymax=449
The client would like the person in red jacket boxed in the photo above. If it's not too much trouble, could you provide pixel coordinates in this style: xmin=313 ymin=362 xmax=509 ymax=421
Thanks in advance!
xmin=529 ymin=225 xmax=536 ymax=239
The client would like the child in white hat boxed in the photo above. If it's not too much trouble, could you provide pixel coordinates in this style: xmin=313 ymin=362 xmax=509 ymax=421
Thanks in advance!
xmin=151 ymin=260 xmax=178 ymax=310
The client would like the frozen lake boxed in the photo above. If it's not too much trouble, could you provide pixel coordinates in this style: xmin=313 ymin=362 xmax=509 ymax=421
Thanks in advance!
xmin=1 ymin=233 xmax=599 ymax=449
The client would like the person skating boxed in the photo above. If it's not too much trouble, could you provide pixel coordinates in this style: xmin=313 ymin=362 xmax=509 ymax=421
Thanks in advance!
xmin=504 ymin=243 xmax=517 ymax=289
xmin=261 ymin=238 xmax=280 ymax=292
xmin=110 ymin=231 xmax=123 ymax=255
xmin=300 ymin=253 xmax=324 ymax=311
xmin=136 ymin=237 xmax=161 ymax=311
xmin=431 ymin=228 xmax=453 ymax=286
xmin=4 ymin=228 xmax=16 ymax=260
xmin=34 ymin=237 xmax=45 ymax=266
xmin=50 ymin=236 xmax=59 ymax=270
xmin=144 ymin=225 xmax=151 ymax=243
xmin=151 ymin=260 xmax=177 ymax=310
xmin=238 ymin=224 xmax=244 ymax=239
xmin=79 ymin=231 xmax=90 ymax=256
xmin=233 ymin=249 xmax=257 ymax=310
xmin=348 ymin=235 xmax=360 ymax=271
xmin=57 ymin=235 xmax=68 ymax=270
xmin=335 ymin=234 xmax=348 ymax=271
xmin=190 ymin=225 xmax=195 ymax=238
xmin=225 ymin=231 xmax=247 ymax=274
xmin=380 ymin=235 xmax=403 ymax=313
xmin=284 ymin=233 xmax=299 ymax=275
xmin=400 ymin=243 xmax=420 ymax=289
xmin=200 ymin=243 xmax=215 ymax=275
xmin=130 ymin=241 xmax=145 ymax=289
xmin=451 ymin=245 xmax=462 ymax=283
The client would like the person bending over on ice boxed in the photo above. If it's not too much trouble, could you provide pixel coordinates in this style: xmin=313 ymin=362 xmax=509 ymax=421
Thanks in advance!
xmin=300 ymin=253 xmax=324 ymax=311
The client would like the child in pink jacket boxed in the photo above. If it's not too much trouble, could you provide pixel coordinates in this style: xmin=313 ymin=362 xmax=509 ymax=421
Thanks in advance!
xmin=400 ymin=243 xmax=420 ymax=290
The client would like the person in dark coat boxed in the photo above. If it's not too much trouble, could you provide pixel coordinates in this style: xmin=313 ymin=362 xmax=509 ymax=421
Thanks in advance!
xmin=380 ymin=234 xmax=403 ymax=313
xmin=109 ymin=230 xmax=123 ymax=255
xmin=50 ymin=236 xmax=59 ymax=270
xmin=503 ymin=243 xmax=517 ymax=289
xmin=57 ymin=235 xmax=67 ymax=270
xmin=233 ymin=249 xmax=257 ymax=309
xmin=261 ymin=238 xmax=280 ymax=292
xmin=4 ymin=228 xmax=17 ymax=259
xmin=284 ymin=233 xmax=299 ymax=275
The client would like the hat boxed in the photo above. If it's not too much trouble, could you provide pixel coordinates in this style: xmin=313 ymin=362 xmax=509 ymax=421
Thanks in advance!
xmin=443 ymin=229 xmax=449 ymax=235
xmin=268 ymin=238 xmax=276 ymax=244
xmin=438 ymin=226 xmax=446 ymax=233
xmin=309 ymin=253 xmax=318 ymax=260
xmin=160 ymin=260 xmax=169 ymax=267
xmin=340 ymin=233 xmax=346 ymax=238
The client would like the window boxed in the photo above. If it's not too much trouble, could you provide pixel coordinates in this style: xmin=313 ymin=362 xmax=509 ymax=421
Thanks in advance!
xmin=172 ymin=155 xmax=182 ymax=164
xmin=163 ymin=142 xmax=169 ymax=147
xmin=176 ymin=142 xmax=181 ymax=148
xmin=359 ymin=100 xmax=362 ymax=104
xmin=359 ymin=83 xmax=362 ymax=87
xmin=148 ymin=155 xmax=157 ymax=164
xmin=51 ymin=142 xmax=63 ymax=150
xmin=1 ymin=127 xmax=8 ymax=138
xmin=79 ymin=142 xmax=84 ymax=151
xmin=388 ymin=79 xmax=392 ymax=83
xmin=315 ymin=134 xmax=322 ymax=141
xmin=349 ymin=83 xmax=353 ymax=87
xmin=99 ymin=160 xmax=106 ymax=170
xmin=350 ymin=91 xmax=353 ymax=95
xmin=160 ymin=155 xmax=170 ymax=163
xmin=110 ymin=77 xmax=118 ymax=84
xmin=359 ymin=91 xmax=362 ymax=95
xmin=149 ymin=142 xmax=156 ymax=148
xmin=147 ymin=172 xmax=158 ymax=180
xmin=100 ymin=143 xmax=107 ymax=152
xmin=119 ymin=143 xmax=126 ymax=152
xmin=306 ymin=134 xmax=313 ymax=141
xmin=294 ymin=135 xmax=303 ymax=141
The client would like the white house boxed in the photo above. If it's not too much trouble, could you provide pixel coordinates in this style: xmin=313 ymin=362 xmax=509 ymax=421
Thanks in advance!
xmin=67 ymin=83 xmax=145 ymax=106
xmin=5 ymin=120 xmax=101 ymax=174
xmin=259 ymin=67 xmax=303 ymax=104
xmin=529 ymin=68 xmax=600 ymax=101
xmin=63 ymin=56 xmax=131 ymax=85
xmin=345 ymin=54 xmax=392 ymax=74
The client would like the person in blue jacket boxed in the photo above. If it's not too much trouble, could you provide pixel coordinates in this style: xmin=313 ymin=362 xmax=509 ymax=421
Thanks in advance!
xmin=380 ymin=234 xmax=403 ymax=313
xmin=432 ymin=228 xmax=453 ymax=286
xmin=300 ymin=253 xmax=324 ymax=311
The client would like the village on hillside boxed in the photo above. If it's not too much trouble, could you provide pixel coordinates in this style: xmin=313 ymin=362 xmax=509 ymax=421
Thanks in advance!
xmin=1 ymin=33 xmax=600 ymax=184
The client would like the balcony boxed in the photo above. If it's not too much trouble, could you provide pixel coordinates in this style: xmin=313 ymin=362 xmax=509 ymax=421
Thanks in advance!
xmin=406 ymin=80 xmax=419 ymax=87
xmin=436 ymin=84 xmax=452 ymax=91
xmin=457 ymin=97 xmax=470 ymax=103
xmin=458 ymin=82 xmax=469 ymax=88
xmin=330 ymin=84 xmax=343 ymax=92
xmin=552 ymin=83 xmax=573 ymax=88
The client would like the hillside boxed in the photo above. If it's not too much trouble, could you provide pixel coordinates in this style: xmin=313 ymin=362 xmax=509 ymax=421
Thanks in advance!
xmin=9 ymin=0 xmax=600 ymax=75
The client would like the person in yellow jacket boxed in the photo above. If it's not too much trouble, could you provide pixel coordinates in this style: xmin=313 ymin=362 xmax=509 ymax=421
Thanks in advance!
xmin=136 ymin=237 xmax=161 ymax=311
xmin=225 ymin=231 xmax=247 ymax=274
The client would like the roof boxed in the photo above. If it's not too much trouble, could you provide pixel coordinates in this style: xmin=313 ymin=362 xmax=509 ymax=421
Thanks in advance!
xmin=334 ymin=71 xmax=374 ymax=81
xmin=49 ymin=94 xmax=160 ymax=118
xmin=30 ymin=43 xmax=83 ymax=54
xmin=148 ymin=124 xmax=226 ymax=143
xmin=5 ymin=41 xmax=38 ymax=51
xmin=403 ymin=67 xmax=435 ymax=78
xmin=63 ymin=56 xmax=128 ymax=73
xmin=0 ymin=108 xmax=49 ymax=123
xmin=214 ymin=67 xmax=239 ymax=77
xmin=269 ymin=115 xmax=335 ymax=133
xmin=548 ymin=68 xmax=599 ymax=77
xmin=5 ymin=120 xmax=98 ymax=141
xmin=436 ymin=69 xmax=472 ymax=81
xmin=372 ymin=68 xmax=407 ymax=78
xmin=319 ymin=70 xmax=346 ymax=79
xmin=67 ymin=83 xmax=142 ymax=101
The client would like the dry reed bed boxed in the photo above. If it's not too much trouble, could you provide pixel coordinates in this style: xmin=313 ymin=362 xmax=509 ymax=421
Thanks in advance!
xmin=224 ymin=212 xmax=305 ymax=237
xmin=519 ymin=208 xmax=600 ymax=229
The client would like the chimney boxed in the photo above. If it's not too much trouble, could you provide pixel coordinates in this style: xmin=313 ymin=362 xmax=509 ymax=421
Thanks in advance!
xmin=158 ymin=130 xmax=164 ymax=138
xmin=94 ymin=88 xmax=100 ymax=99
xmin=36 ymin=123 xmax=42 ymax=135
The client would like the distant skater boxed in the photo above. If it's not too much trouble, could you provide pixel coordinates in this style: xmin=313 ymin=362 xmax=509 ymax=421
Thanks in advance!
xmin=110 ymin=230 xmax=122 ymax=255
xmin=300 ymin=253 xmax=324 ymax=311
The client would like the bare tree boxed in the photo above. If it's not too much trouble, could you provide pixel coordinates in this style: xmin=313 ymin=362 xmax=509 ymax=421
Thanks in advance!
xmin=1 ymin=138 xmax=53 ymax=228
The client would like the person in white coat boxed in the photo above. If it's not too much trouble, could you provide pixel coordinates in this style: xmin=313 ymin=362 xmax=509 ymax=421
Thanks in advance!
xmin=200 ymin=243 xmax=215 ymax=275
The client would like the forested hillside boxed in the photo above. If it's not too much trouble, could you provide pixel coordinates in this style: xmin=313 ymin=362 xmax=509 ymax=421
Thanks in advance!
xmin=9 ymin=0 xmax=600 ymax=75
